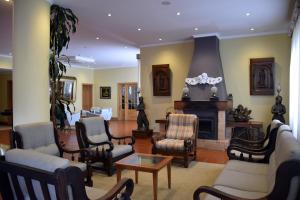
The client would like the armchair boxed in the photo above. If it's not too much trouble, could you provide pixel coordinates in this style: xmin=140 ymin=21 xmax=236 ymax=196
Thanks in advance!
xmin=12 ymin=122 xmax=93 ymax=186
xmin=151 ymin=114 xmax=198 ymax=168
xmin=75 ymin=116 xmax=135 ymax=176
xmin=0 ymin=149 xmax=134 ymax=200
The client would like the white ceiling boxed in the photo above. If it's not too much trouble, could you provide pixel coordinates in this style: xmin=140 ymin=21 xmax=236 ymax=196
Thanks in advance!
xmin=0 ymin=0 xmax=291 ymax=69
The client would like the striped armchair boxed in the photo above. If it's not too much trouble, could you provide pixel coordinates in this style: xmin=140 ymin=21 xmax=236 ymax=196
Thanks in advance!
xmin=152 ymin=114 xmax=198 ymax=167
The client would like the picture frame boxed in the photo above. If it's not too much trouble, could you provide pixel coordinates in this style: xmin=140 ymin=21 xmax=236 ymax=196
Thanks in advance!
xmin=250 ymin=57 xmax=274 ymax=95
xmin=100 ymin=86 xmax=111 ymax=99
xmin=152 ymin=64 xmax=171 ymax=96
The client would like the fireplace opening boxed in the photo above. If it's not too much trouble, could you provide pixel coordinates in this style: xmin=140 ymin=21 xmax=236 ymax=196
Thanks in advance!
xmin=198 ymin=117 xmax=217 ymax=140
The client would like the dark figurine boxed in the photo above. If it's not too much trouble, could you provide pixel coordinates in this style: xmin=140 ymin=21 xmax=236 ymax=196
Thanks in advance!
xmin=271 ymin=95 xmax=286 ymax=123
xmin=137 ymin=96 xmax=149 ymax=131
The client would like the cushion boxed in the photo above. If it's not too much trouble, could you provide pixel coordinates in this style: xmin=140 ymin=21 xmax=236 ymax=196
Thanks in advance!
xmin=33 ymin=143 xmax=60 ymax=156
xmin=204 ymin=185 xmax=267 ymax=200
xmin=70 ymin=160 xmax=87 ymax=171
xmin=80 ymin=117 xmax=108 ymax=142
xmin=88 ymin=134 xmax=109 ymax=144
xmin=214 ymin=169 xmax=268 ymax=193
xmin=224 ymin=160 xmax=268 ymax=175
xmin=85 ymin=186 xmax=107 ymax=200
xmin=166 ymin=114 xmax=197 ymax=140
xmin=14 ymin=122 xmax=55 ymax=149
xmin=91 ymin=145 xmax=133 ymax=158
xmin=155 ymin=139 xmax=185 ymax=151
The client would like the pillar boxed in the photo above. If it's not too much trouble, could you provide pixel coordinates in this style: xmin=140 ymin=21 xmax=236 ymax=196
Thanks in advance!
xmin=13 ymin=0 xmax=50 ymax=126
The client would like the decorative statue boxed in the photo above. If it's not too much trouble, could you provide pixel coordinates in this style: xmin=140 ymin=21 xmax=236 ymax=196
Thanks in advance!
xmin=229 ymin=104 xmax=252 ymax=122
xmin=136 ymin=96 xmax=149 ymax=131
xmin=271 ymin=86 xmax=286 ymax=123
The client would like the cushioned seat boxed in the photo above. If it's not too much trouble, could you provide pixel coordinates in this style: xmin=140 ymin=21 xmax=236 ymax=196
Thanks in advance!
xmin=224 ymin=160 xmax=268 ymax=175
xmin=156 ymin=139 xmax=185 ymax=151
xmin=33 ymin=143 xmax=60 ymax=156
xmin=204 ymin=185 xmax=267 ymax=200
xmin=85 ymin=186 xmax=107 ymax=200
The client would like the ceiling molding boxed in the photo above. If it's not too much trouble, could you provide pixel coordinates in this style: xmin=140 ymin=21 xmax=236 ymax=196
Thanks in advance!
xmin=140 ymin=39 xmax=193 ymax=48
xmin=93 ymin=66 xmax=137 ymax=70
xmin=193 ymin=33 xmax=221 ymax=39
xmin=219 ymin=30 xmax=288 ymax=40
xmin=0 ymin=54 xmax=12 ymax=58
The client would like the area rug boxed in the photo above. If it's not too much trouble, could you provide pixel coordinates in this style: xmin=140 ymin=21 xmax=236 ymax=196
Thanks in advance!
xmin=92 ymin=161 xmax=224 ymax=200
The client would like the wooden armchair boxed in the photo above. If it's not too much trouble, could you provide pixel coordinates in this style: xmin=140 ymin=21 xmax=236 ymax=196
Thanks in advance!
xmin=227 ymin=124 xmax=291 ymax=163
xmin=0 ymin=149 xmax=134 ymax=200
xmin=75 ymin=116 xmax=135 ymax=176
xmin=12 ymin=121 xmax=93 ymax=186
xmin=152 ymin=114 xmax=198 ymax=168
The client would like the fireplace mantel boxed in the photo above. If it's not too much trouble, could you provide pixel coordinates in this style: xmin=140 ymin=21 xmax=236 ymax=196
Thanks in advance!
xmin=174 ymin=100 xmax=232 ymax=111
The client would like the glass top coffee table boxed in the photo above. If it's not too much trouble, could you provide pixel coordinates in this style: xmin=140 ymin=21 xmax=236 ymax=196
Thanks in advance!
xmin=115 ymin=153 xmax=173 ymax=200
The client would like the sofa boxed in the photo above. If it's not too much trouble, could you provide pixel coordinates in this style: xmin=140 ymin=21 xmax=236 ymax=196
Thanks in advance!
xmin=0 ymin=149 xmax=134 ymax=200
xmin=194 ymin=124 xmax=300 ymax=200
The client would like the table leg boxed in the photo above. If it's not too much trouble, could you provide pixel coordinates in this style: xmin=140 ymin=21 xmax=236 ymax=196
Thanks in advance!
xmin=153 ymin=171 xmax=158 ymax=200
xmin=135 ymin=170 xmax=138 ymax=184
xmin=167 ymin=162 xmax=171 ymax=189
xmin=116 ymin=168 xmax=122 ymax=182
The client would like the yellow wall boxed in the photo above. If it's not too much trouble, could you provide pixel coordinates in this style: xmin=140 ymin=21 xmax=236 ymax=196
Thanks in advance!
xmin=0 ymin=73 xmax=12 ymax=123
xmin=93 ymin=67 xmax=138 ymax=118
xmin=140 ymin=34 xmax=291 ymax=131
xmin=65 ymin=67 xmax=94 ymax=113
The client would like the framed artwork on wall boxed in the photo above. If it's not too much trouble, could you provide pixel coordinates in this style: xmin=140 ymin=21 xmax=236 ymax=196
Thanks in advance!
xmin=100 ymin=86 xmax=111 ymax=99
xmin=250 ymin=57 xmax=274 ymax=95
xmin=152 ymin=64 xmax=171 ymax=96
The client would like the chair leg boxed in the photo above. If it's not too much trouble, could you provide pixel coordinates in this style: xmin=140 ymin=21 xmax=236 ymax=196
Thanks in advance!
xmin=105 ymin=156 xmax=113 ymax=176
xmin=184 ymin=154 xmax=189 ymax=168
xmin=86 ymin=167 xmax=93 ymax=187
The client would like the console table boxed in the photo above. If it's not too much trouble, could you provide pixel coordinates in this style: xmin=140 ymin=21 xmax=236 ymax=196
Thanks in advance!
xmin=226 ymin=121 xmax=263 ymax=140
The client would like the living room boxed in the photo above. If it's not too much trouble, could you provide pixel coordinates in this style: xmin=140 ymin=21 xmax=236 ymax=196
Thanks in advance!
xmin=0 ymin=0 xmax=300 ymax=200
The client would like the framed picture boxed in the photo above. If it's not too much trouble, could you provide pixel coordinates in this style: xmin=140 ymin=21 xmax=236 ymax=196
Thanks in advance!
xmin=250 ymin=57 xmax=274 ymax=95
xmin=152 ymin=64 xmax=171 ymax=96
xmin=100 ymin=86 xmax=111 ymax=99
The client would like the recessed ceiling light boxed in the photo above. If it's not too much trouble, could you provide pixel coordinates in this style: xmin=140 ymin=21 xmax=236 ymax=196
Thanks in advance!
xmin=194 ymin=27 xmax=199 ymax=31
xmin=107 ymin=13 xmax=112 ymax=17
xmin=96 ymin=37 xmax=100 ymax=40
xmin=176 ymin=12 xmax=181 ymax=16
xmin=246 ymin=13 xmax=251 ymax=16
xmin=124 ymin=46 xmax=128 ymax=48
xmin=250 ymin=27 xmax=255 ymax=31
xmin=161 ymin=1 xmax=171 ymax=6
xmin=5 ymin=0 xmax=10 ymax=2
xmin=137 ymin=28 xmax=142 ymax=31
xmin=158 ymin=38 xmax=162 ymax=41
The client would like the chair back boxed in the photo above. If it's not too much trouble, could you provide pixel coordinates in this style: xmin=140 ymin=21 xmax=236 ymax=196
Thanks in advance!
xmin=13 ymin=122 xmax=60 ymax=156
xmin=79 ymin=116 xmax=109 ymax=145
xmin=263 ymin=119 xmax=283 ymax=148
xmin=166 ymin=114 xmax=198 ymax=140
xmin=0 ymin=149 xmax=89 ymax=200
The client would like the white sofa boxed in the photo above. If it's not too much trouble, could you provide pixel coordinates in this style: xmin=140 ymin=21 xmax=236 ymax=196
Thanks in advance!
xmin=194 ymin=125 xmax=300 ymax=200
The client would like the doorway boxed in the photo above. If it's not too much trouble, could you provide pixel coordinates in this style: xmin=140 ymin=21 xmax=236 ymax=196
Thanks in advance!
xmin=82 ymin=84 xmax=93 ymax=110
xmin=118 ymin=82 xmax=138 ymax=120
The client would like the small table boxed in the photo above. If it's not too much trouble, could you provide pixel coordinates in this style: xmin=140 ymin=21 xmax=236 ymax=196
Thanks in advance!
xmin=115 ymin=153 xmax=173 ymax=200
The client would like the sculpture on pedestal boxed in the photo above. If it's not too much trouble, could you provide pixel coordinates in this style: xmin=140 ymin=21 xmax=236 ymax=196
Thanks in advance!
xmin=271 ymin=85 xmax=286 ymax=123
xmin=136 ymin=96 xmax=149 ymax=131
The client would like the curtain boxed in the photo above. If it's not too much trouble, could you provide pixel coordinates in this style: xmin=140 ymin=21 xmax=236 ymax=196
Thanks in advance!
xmin=289 ymin=17 xmax=300 ymax=140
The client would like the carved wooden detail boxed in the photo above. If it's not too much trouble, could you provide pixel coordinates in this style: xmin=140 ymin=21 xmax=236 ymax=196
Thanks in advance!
xmin=152 ymin=64 xmax=171 ymax=96
xmin=250 ymin=58 xmax=274 ymax=95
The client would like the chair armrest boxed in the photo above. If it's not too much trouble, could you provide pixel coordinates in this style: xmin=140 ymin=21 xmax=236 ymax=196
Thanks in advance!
xmin=96 ymin=178 xmax=134 ymax=200
xmin=193 ymin=186 xmax=267 ymax=200
xmin=151 ymin=134 xmax=165 ymax=144
xmin=110 ymin=135 xmax=135 ymax=145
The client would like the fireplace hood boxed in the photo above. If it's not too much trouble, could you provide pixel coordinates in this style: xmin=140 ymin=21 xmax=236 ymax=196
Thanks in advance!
xmin=186 ymin=36 xmax=227 ymax=100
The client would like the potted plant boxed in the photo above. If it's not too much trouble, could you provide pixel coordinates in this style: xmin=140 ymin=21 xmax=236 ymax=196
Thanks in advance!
xmin=49 ymin=4 xmax=78 ymax=128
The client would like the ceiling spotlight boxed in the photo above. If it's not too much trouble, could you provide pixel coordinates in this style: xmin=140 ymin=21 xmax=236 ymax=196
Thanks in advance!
xmin=96 ymin=37 xmax=100 ymax=40
xmin=161 ymin=1 xmax=171 ymax=6
xmin=124 ymin=46 xmax=128 ymax=48
xmin=107 ymin=13 xmax=112 ymax=17
xmin=176 ymin=12 xmax=181 ymax=16
xmin=158 ymin=38 xmax=162 ymax=41
xmin=5 ymin=0 xmax=10 ymax=2
xmin=194 ymin=27 xmax=199 ymax=31
xmin=137 ymin=28 xmax=142 ymax=31
xmin=250 ymin=27 xmax=255 ymax=31
xmin=246 ymin=13 xmax=251 ymax=16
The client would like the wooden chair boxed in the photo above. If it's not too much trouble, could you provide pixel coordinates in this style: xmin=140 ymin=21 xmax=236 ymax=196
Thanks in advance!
xmin=151 ymin=114 xmax=198 ymax=168
xmin=227 ymin=123 xmax=291 ymax=163
xmin=0 ymin=149 xmax=134 ymax=200
xmin=75 ymin=116 xmax=135 ymax=176
xmin=12 ymin=121 xmax=93 ymax=186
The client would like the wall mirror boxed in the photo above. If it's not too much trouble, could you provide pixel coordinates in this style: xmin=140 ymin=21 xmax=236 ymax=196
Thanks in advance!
xmin=58 ymin=76 xmax=77 ymax=102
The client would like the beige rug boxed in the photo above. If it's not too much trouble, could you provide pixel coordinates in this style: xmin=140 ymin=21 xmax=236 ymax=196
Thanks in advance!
xmin=92 ymin=161 xmax=224 ymax=200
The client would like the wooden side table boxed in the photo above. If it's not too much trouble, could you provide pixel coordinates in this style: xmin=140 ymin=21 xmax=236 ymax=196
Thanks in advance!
xmin=226 ymin=121 xmax=264 ymax=140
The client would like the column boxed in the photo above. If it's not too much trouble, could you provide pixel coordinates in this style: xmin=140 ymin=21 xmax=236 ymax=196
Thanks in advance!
xmin=13 ymin=0 xmax=50 ymax=126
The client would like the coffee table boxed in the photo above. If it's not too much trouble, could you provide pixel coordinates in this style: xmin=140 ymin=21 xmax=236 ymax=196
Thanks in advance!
xmin=115 ymin=153 xmax=173 ymax=200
